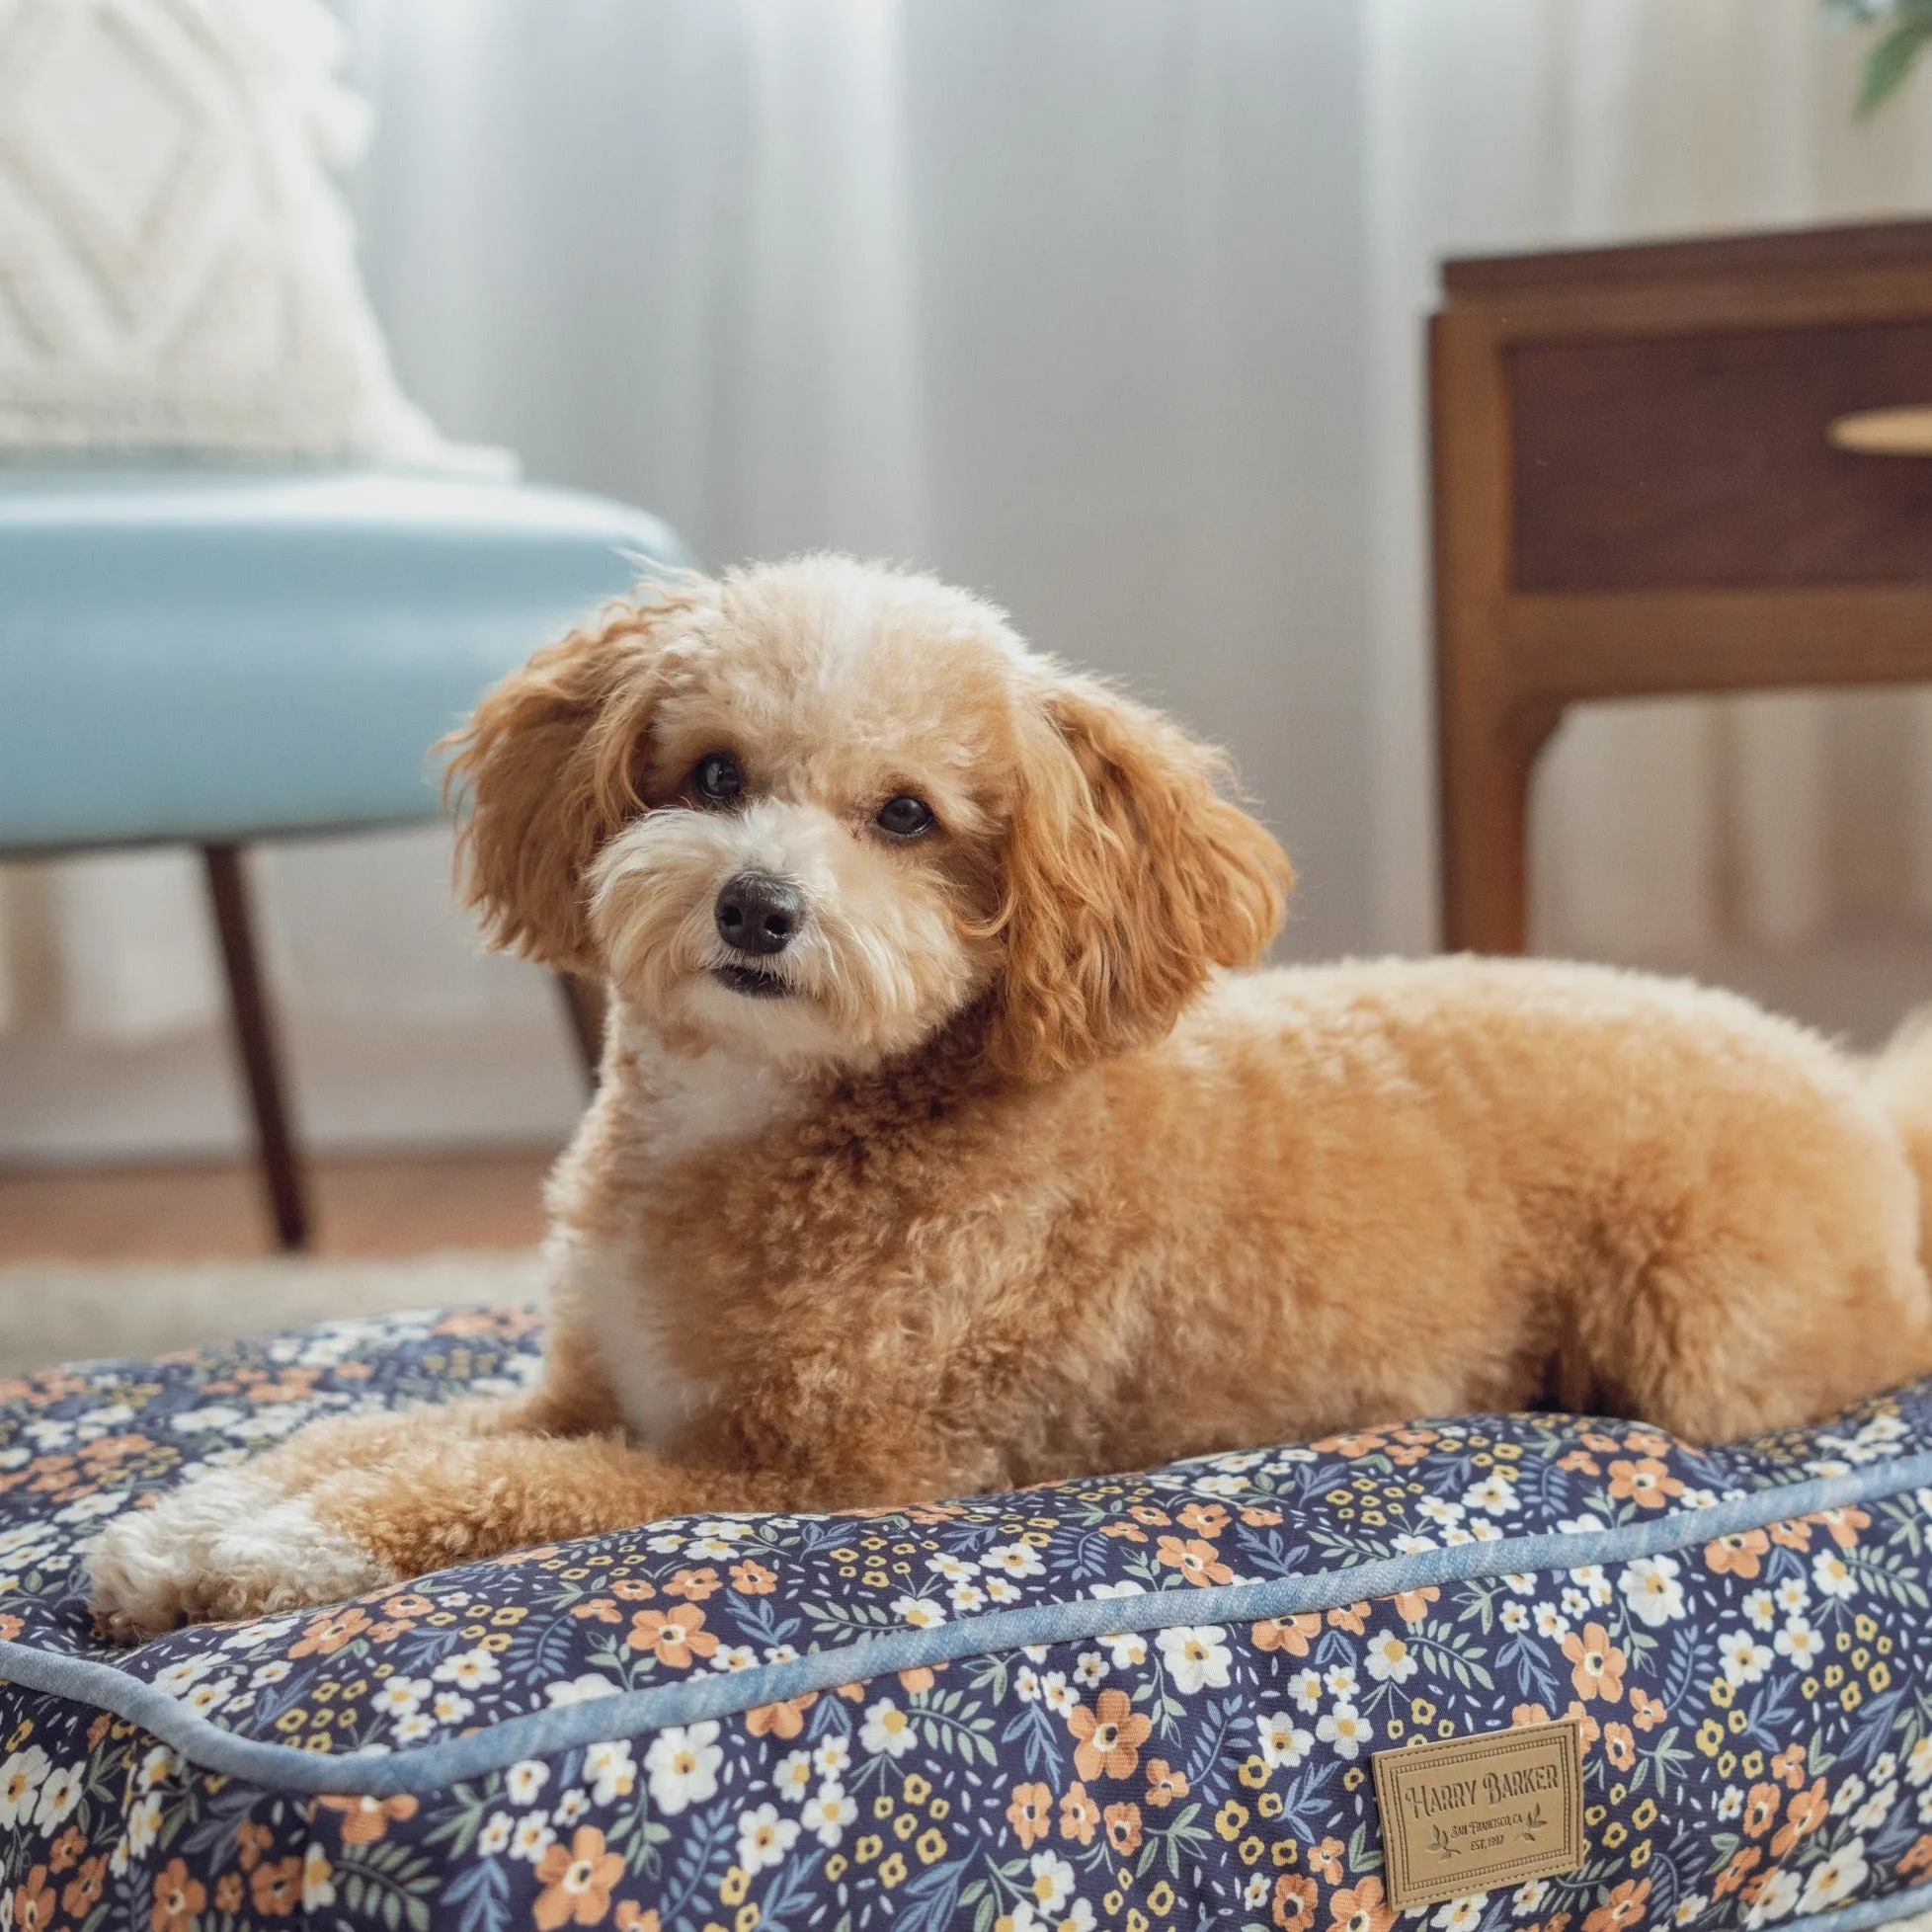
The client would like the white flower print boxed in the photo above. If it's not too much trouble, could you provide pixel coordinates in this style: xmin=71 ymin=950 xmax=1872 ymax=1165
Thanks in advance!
xmin=1073 ymin=1651 xmax=1108 ymax=1687
xmin=1673 ymin=1897 xmax=1709 ymax=1926
xmin=1774 ymin=1574 xmax=1809 ymax=1616
xmin=981 ymin=1541 xmax=1045 ymax=1580
xmin=1415 ymin=1496 xmax=1465 ymax=1527
xmin=645 ymin=1723 xmax=724 ymax=1814
xmin=1434 ymin=1898 xmax=1486 ymax=1932
xmin=773 ymin=1751 xmax=814 ymax=1804
xmin=0 ymin=1747 xmax=48 ymax=1827
xmin=1106 ymin=1632 xmax=1148 ymax=1669
xmin=433 ymin=1648 xmax=502 ymax=1690
xmin=1317 ymin=1703 xmax=1374 ymax=1760
xmin=860 ymin=1698 xmax=918 ymax=1757
xmin=138 ymin=1745 xmax=177 ymax=1790
xmin=1288 ymin=1668 xmax=1324 ymax=1713
xmin=926 ymin=1553 xmax=976 ymax=1582
xmin=1813 ymin=1550 xmax=1858 ymax=1599
xmin=1909 ymin=1737 xmax=1932 ymax=1789
xmin=477 ymin=1812 xmax=514 ymax=1856
xmin=1717 ymin=1787 xmax=1744 ymax=1822
xmin=1462 ymin=1474 xmax=1518 ymax=1514
xmin=709 ymin=1646 xmax=758 ymax=1673
xmin=984 ymin=1576 xmax=1023 ymax=1604
xmin=813 ymin=1736 xmax=850 ymax=1780
xmin=1533 ymin=1603 xmax=1570 ymax=1641
xmin=510 ymin=1814 xmax=555 ymax=1864
xmin=1742 ymin=1588 xmax=1776 ymax=1631
xmin=1719 ymin=1630 xmax=1773 ymax=1687
xmin=1851 ymin=1780 xmax=1897 ymax=1833
xmin=152 ymin=1657 xmax=212 ymax=1697
xmin=392 ymin=1712 xmax=434 ymax=1744
xmin=544 ymin=1673 xmax=619 ymax=1708
xmin=1618 ymin=1555 xmax=1686 ymax=1627
xmin=1157 ymin=1625 xmax=1232 ymax=1694
xmin=553 ymin=1789 xmax=590 ymax=1826
xmin=34 ymin=1764 xmax=81 ymax=1831
xmin=371 ymin=1677 xmax=430 ymax=1719
xmin=124 ymin=1792 xmax=162 ymax=1855
xmin=1775 ymin=1618 xmax=1825 ymax=1668
xmin=1831 ymin=1774 xmax=1866 ymax=1817
xmin=1799 ymin=1838 xmax=1869 ymax=1913
xmin=1324 ymin=1664 xmax=1358 ymax=1700
xmin=891 ymin=1595 xmax=947 ymax=1629
xmin=1394 ymin=1534 xmax=1437 ymax=1555
xmin=1365 ymin=1634 xmax=1416 ymax=1683
xmin=949 ymin=1581 xmax=988 ymax=1613
xmin=1743 ymin=1869 xmax=1803 ymax=1928
xmin=803 ymin=1781 xmax=857 ymax=1847
xmin=1025 ymin=1851 xmax=1077 ymax=1913
xmin=1512 ymin=1880 xmax=1549 ymax=1916
xmin=1501 ymin=1602 xmax=1529 ymax=1633
xmin=1041 ymin=1673 xmax=1080 ymax=1717
xmin=1257 ymin=1712 xmax=1314 ymax=1768
xmin=1014 ymin=1666 xmax=1042 ymax=1703
xmin=505 ymin=1760 xmax=549 ymax=1806
xmin=434 ymin=1692 xmax=475 ymax=1725
xmin=586 ymin=1741 xmax=636 ymax=1805
xmin=737 ymin=1802 xmax=801 ymax=1871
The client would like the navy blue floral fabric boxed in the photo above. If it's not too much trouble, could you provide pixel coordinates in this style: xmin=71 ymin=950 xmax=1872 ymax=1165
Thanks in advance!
xmin=4 ymin=1310 xmax=1932 ymax=1932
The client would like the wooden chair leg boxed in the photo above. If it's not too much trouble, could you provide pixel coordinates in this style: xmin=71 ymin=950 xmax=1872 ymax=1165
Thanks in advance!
xmin=201 ymin=844 xmax=309 ymax=1250
xmin=1437 ymin=699 xmax=1565 ymax=955
xmin=556 ymin=973 xmax=607 ymax=1087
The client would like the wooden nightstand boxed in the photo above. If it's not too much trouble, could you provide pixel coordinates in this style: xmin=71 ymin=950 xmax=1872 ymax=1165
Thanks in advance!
xmin=1432 ymin=217 xmax=1932 ymax=953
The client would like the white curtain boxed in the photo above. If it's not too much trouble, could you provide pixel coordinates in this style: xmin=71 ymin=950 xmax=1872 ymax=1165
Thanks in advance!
xmin=6 ymin=0 xmax=1932 ymax=1162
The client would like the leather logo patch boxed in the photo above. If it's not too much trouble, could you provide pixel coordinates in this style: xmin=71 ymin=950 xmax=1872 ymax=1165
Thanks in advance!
xmin=1371 ymin=1719 xmax=1585 ymax=1908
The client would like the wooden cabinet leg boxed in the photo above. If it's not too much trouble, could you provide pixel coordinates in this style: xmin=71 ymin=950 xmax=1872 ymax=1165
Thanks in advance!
xmin=201 ymin=844 xmax=309 ymax=1251
xmin=1438 ymin=702 xmax=1563 ymax=956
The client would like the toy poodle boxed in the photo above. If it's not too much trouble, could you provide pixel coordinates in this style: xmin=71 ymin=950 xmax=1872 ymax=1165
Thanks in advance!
xmin=90 ymin=555 xmax=1932 ymax=1637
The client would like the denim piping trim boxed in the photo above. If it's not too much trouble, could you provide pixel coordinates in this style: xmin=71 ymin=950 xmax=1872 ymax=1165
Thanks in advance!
xmin=2 ymin=1446 xmax=1930 ymax=1799
xmin=1782 ymin=1876 xmax=1932 ymax=1932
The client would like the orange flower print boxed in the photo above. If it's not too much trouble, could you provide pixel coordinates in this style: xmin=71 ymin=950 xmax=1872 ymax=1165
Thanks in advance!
xmin=1768 ymin=1519 xmax=1813 ymax=1551
xmin=1771 ymin=1778 xmax=1827 ymax=1858
xmin=1328 ymin=1875 xmax=1396 ymax=1932
xmin=1393 ymin=1585 xmax=1440 ymax=1625
xmin=1902 ymin=1835 xmax=1932 ymax=1879
xmin=59 ymin=1858 xmax=104 ymax=1922
xmin=46 ymin=1828 xmax=81 ymax=1876
xmin=289 ymin=1606 xmax=369 ymax=1657
xmin=1069 ymin=1689 xmax=1153 ymax=1781
xmin=1561 ymin=1624 xmax=1627 ymax=1703
xmin=1623 ymin=1430 xmax=1670 ymax=1457
xmin=1512 ymin=1704 xmax=1552 ymax=1728
xmin=1059 ymin=1782 xmax=1099 ymax=1844
xmin=1327 ymin=1602 xmax=1370 ymax=1634
xmin=534 ymin=1826 xmax=624 ymax=1929
xmin=1704 ymin=1530 xmax=1769 ymax=1578
xmin=1603 ymin=1724 xmax=1635 ymax=1771
xmin=1156 ymin=1537 xmax=1234 ymax=1587
xmin=1241 ymin=1505 xmax=1284 ymax=1527
xmin=1309 ymin=1837 xmax=1345 ymax=1883
xmin=1582 ymin=1879 xmax=1650 ymax=1932
xmin=1565 ymin=1702 xmax=1602 ymax=1752
xmin=730 ymin=1560 xmax=777 ymax=1595
xmin=745 ymin=1694 xmax=817 ymax=1739
xmin=250 ymin=1856 xmax=303 ymax=1917
xmin=1769 ymin=1742 xmax=1808 ymax=1790
xmin=1629 ymin=1688 xmax=1667 ymax=1732
xmin=1558 ymin=1450 xmax=1600 ymax=1475
xmin=382 ymin=1592 xmax=435 ymax=1619
xmin=611 ymin=1579 xmax=656 ymax=1601
xmin=666 ymin=1568 xmax=720 ymax=1602
xmin=614 ymin=1908 xmax=661 ymax=1932
xmin=571 ymin=1598 xmax=621 ymax=1625
xmin=627 ymin=1603 xmax=718 ymax=1668
xmin=150 ymin=1858 xmax=205 ymax=1932
xmin=1713 ymin=1849 xmax=1760 ymax=1899
xmin=0 ymin=1618 xmax=21 ymax=1643
xmin=1145 ymin=1760 xmax=1190 ymax=1808
xmin=1129 ymin=1505 xmax=1171 ymax=1527
xmin=236 ymin=1821 xmax=274 ymax=1871
xmin=10 ymin=1868 xmax=52 ymax=1932
xmin=1251 ymin=1614 xmax=1322 ymax=1655
xmin=1103 ymin=1802 xmax=1143 ymax=1855
xmin=320 ymin=1794 xmax=419 ymax=1846
xmin=1606 ymin=1459 xmax=1682 ymax=1509
xmin=215 ymin=1875 xmax=244 ymax=1913
xmin=1006 ymin=1783 xmax=1051 ymax=1848
xmin=1813 ymin=1505 xmax=1870 ymax=1549
xmin=1274 ymin=1875 xmax=1319 ymax=1930
xmin=1177 ymin=1501 xmax=1231 ymax=1538
xmin=1741 ymin=1783 xmax=1780 ymax=1839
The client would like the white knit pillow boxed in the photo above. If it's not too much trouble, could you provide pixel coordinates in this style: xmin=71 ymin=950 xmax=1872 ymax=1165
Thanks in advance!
xmin=0 ymin=0 xmax=491 ymax=468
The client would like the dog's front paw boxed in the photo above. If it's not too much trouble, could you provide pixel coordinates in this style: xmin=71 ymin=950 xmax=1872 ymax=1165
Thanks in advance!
xmin=87 ymin=1468 xmax=397 ymax=1642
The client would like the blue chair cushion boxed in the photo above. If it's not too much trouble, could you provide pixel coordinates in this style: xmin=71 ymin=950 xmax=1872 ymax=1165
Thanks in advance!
xmin=0 ymin=467 xmax=692 ymax=850
xmin=4 ymin=1313 xmax=1932 ymax=1930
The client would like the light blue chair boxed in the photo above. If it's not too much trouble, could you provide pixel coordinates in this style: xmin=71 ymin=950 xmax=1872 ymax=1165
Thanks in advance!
xmin=0 ymin=467 xmax=692 ymax=1248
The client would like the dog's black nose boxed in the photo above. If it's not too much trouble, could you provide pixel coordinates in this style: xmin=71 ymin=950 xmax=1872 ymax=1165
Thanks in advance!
xmin=715 ymin=872 xmax=803 ymax=956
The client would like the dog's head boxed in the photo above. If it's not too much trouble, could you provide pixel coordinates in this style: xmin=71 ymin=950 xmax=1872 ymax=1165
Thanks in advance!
xmin=445 ymin=557 xmax=1290 ymax=1081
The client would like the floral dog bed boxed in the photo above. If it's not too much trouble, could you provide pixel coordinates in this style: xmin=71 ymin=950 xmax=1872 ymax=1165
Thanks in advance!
xmin=4 ymin=1312 xmax=1932 ymax=1932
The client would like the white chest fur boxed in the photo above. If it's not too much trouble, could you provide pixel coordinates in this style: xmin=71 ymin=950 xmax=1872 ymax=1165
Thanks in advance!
xmin=555 ymin=1025 xmax=802 ymax=1448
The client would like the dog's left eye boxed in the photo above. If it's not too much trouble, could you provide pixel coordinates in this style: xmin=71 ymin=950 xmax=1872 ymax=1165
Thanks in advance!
xmin=692 ymin=752 xmax=743 ymax=804
xmin=875 ymin=795 xmax=935 ymax=840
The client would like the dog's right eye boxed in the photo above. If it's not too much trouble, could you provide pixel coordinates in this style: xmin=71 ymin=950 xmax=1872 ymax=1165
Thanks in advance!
xmin=692 ymin=752 xmax=743 ymax=804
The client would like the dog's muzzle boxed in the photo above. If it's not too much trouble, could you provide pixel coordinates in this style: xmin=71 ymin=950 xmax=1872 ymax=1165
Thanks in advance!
xmin=715 ymin=872 xmax=803 ymax=957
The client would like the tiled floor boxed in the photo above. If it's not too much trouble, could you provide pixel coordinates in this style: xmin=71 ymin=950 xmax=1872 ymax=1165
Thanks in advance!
xmin=0 ymin=1149 xmax=558 ymax=1263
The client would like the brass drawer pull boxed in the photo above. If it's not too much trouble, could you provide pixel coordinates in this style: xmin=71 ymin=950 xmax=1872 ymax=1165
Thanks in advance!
xmin=1827 ymin=406 xmax=1932 ymax=454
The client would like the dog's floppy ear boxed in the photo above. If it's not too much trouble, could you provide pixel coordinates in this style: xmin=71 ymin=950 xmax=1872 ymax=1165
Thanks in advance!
xmin=441 ymin=591 xmax=695 ymax=974
xmin=983 ymin=672 xmax=1292 ymax=1081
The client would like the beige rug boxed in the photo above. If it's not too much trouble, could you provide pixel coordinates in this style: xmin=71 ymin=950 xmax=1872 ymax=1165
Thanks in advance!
xmin=0 ymin=1250 xmax=544 ymax=1374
